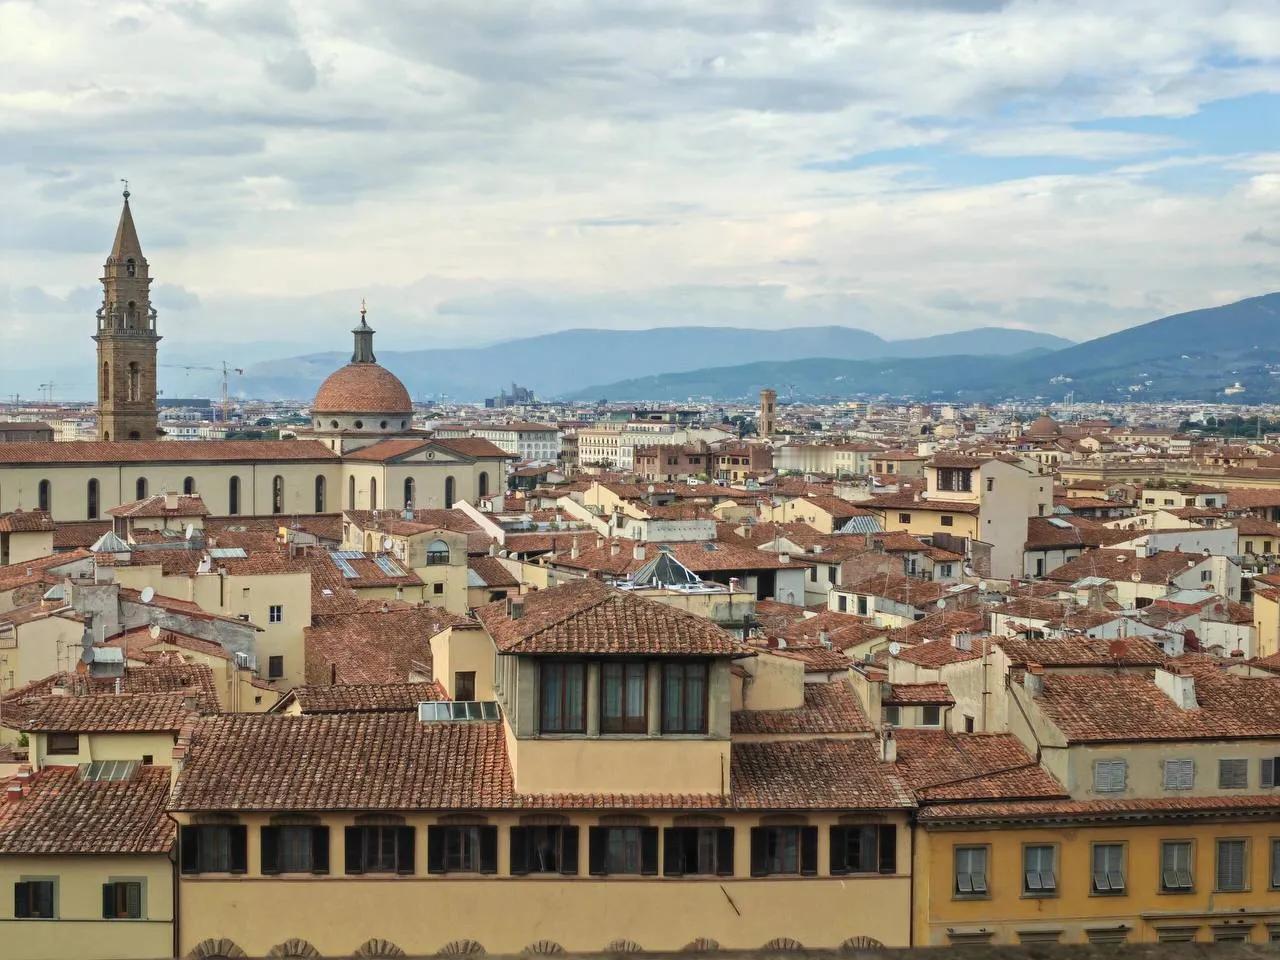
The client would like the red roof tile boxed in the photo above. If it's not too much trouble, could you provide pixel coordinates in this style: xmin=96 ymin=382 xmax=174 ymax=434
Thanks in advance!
xmin=731 ymin=680 xmax=872 ymax=735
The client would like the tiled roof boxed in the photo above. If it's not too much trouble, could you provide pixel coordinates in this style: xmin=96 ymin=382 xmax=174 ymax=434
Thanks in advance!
xmin=467 ymin=555 xmax=520 ymax=588
xmin=918 ymin=793 xmax=1280 ymax=824
xmin=894 ymin=729 xmax=1067 ymax=803
xmin=107 ymin=494 xmax=210 ymax=518
xmin=1024 ymin=516 xmax=1132 ymax=549
xmin=887 ymin=608 xmax=988 ymax=645
xmin=551 ymin=538 xmax=804 ymax=576
xmin=772 ymin=644 xmax=853 ymax=673
xmin=884 ymin=682 xmax=955 ymax=706
xmin=0 ymin=440 xmax=338 ymax=465
xmin=476 ymin=579 xmax=745 ymax=657
xmin=431 ymin=437 xmax=515 ymax=460
xmin=843 ymin=573 xmax=956 ymax=607
xmin=304 ymin=605 xmax=470 ymax=685
xmin=994 ymin=635 xmax=1167 ymax=668
xmin=288 ymin=682 xmax=448 ymax=714
xmin=0 ymin=510 xmax=55 ymax=533
xmin=731 ymin=680 xmax=872 ymax=735
xmin=18 ymin=691 xmax=199 ymax=733
xmin=53 ymin=521 xmax=112 ymax=549
xmin=794 ymin=495 xmax=872 ymax=519
xmin=892 ymin=637 xmax=982 ymax=668
xmin=0 ymin=765 xmax=174 ymax=854
xmin=1043 ymin=549 xmax=1210 ymax=585
xmin=312 ymin=362 xmax=412 ymax=414
xmin=0 ymin=551 xmax=91 ymax=594
xmin=729 ymin=739 xmax=915 ymax=810
xmin=867 ymin=493 xmax=980 ymax=514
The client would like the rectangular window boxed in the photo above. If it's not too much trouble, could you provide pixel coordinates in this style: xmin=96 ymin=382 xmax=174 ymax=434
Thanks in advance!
xmin=261 ymin=826 xmax=329 ymax=875
xmin=427 ymin=825 xmax=498 ymax=875
xmin=856 ymin=595 xmax=869 ymax=616
xmin=13 ymin=879 xmax=55 ymax=919
xmin=1092 ymin=843 xmax=1125 ymax=894
xmin=1219 ymin=758 xmax=1248 ymax=789
xmin=588 ymin=826 xmax=658 ymax=876
xmin=601 ymin=662 xmax=648 ymax=734
xmin=837 ymin=595 xmax=848 ymax=612
xmin=454 ymin=671 xmax=476 ymax=702
xmin=921 ymin=705 xmax=941 ymax=726
xmin=433 ymin=582 xmax=444 ymax=595
xmin=268 ymin=656 xmax=284 ymax=679
xmin=1163 ymin=759 xmax=1194 ymax=790
xmin=663 ymin=826 xmax=734 ymax=876
xmin=954 ymin=845 xmax=989 ymax=896
xmin=662 ymin=662 xmax=707 ymax=734
xmin=898 ymin=513 xmax=911 ymax=524
xmin=1093 ymin=759 xmax=1127 ymax=793
xmin=1261 ymin=757 xmax=1280 ymax=788
xmin=830 ymin=825 xmax=897 ymax=875
xmin=884 ymin=706 xmax=900 ymax=726
xmin=180 ymin=825 xmax=248 ymax=875
xmin=45 ymin=732 xmax=78 ymax=755
xmin=102 ymin=880 xmax=143 ymax=919
xmin=750 ymin=825 xmax=817 ymax=877
xmin=510 ymin=825 xmax=579 ymax=875
xmin=1216 ymin=839 xmax=1247 ymax=892
xmin=344 ymin=825 xmax=415 ymax=875
xmin=268 ymin=604 xmax=283 ymax=623
xmin=1023 ymin=844 xmax=1057 ymax=896
xmin=1272 ymin=839 xmax=1280 ymax=890
xmin=1161 ymin=840 xmax=1194 ymax=891
xmin=986 ymin=477 xmax=994 ymax=492
xmin=940 ymin=515 xmax=954 ymax=527
xmin=539 ymin=661 xmax=586 ymax=734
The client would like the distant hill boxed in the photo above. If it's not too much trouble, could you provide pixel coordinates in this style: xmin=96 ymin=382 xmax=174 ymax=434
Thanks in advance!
xmin=569 ymin=293 xmax=1280 ymax=402
xmin=235 ymin=325 xmax=1072 ymax=401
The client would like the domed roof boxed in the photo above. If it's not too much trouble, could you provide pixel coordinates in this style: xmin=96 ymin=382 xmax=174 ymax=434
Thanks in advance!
xmin=313 ymin=362 xmax=412 ymax=415
xmin=1027 ymin=414 xmax=1061 ymax=437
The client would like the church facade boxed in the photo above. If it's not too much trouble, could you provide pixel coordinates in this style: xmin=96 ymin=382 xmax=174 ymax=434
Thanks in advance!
xmin=0 ymin=194 xmax=510 ymax=521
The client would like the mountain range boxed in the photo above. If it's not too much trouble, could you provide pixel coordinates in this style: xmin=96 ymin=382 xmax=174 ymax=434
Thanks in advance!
xmin=568 ymin=293 xmax=1280 ymax=403
xmin=231 ymin=326 xmax=1073 ymax=402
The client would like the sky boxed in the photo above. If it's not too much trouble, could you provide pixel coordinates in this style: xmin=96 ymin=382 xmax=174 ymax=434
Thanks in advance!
xmin=2 ymin=0 xmax=1280 ymax=397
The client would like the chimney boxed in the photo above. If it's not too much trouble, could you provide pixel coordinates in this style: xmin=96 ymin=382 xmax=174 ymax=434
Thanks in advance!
xmin=1154 ymin=665 xmax=1199 ymax=710
xmin=610 ymin=542 xmax=621 ymax=557
xmin=1134 ymin=538 xmax=1151 ymax=559
xmin=633 ymin=544 xmax=646 ymax=562
xmin=165 ymin=491 xmax=179 ymax=511
xmin=878 ymin=726 xmax=897 ymax=763
xmin=5 ymin=783 xmax=22 ymax=804
xmin=818 ymin=629 xmax=832 ymax=650
xmin=1023 ymin=662 xmax=1044 ymax=698
xmin=779 ymin=552 xmax=790 ymax=564
xmin=596 ymin=535 xmax=604 ymax=549
xmin=570 ymin=538 xmax=580 ymax=560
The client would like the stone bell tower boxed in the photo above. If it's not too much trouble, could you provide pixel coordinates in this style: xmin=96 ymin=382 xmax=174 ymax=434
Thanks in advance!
xmin=94 ymin=186 xmax=161 ymax=440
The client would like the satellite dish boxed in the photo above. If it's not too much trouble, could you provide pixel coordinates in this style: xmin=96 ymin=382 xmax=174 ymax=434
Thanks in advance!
xmin=1131 ymin=572 xmax=1142 ymax=582
xmin=978 ymin=581 xmax=987 ymax=592
xmin=185 ymin=524 xmax=195 ymax=540
xmin=140 ymin=586 xmax=155 ymax=604
xmin=936 ymin=598 xmax=947 ymax=609
xmin=888 ymin=641 xmax=902 ymax=657
xmin=382 ymin=536 xmax=394 ymax=551
xmin=149 ymin=624 xmax=162 ymax=640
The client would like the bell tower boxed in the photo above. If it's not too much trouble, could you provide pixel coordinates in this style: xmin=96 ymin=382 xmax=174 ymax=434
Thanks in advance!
xmin=94 ymin=186 xmax=160 ymax=440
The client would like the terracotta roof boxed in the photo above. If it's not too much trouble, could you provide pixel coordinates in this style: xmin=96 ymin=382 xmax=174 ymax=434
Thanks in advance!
xmin=476 ymin=579 xmax=745 ymax=657
xmin=1024 ymin=516 xmax=1132 ymax=549
xmin=347 ymin=508 xmax=491 ymax=554
xmin=18 ymin=692 xmax=199 ymax=733
xmin=995 ymin=635 xmax=1167 ymax=668
xmin=894 ymin=730 xmax=1067 ymax=803
xmin=431 ymin=437 xmax=515 ymax=460
xmin=867 ymin=493 xmax=980 ymax=514
xmin=467 ymin=555 xmax=520 ymax=588
xmin=312 ymin=362 xmax=412 ymax=414
xmin=287 ymin=682 xmax=448 ymax=714
xmin=844 ymin=573 xmax=956 ymax=607
xmin=0 ymin=510 xmax=54 ymax=533
xmin=102 ymin=625 xmax=232 ymax=663
xmin=304 ymin=605 xmax=470 ymax=685
xmin=53 ymin=521 xmax=112 ymax=549
xmin=729 ymin=738 xmax=915 ymax=810
xmin=884 ymin=682 xmax=955 ymax=706
xmin=918 ymin=793 xmax=1280 ymax=824
xmin=0 ymin=765 xmax=174 ymax=855
xmin=1044 ymin=548 xmax=1212 ymax=585
xmin=731 ymin=680 xmax=872 ymax=735
xmin=107 ymin=494 xmax=210 ymax=518
xmin=0 ymin=440 xmax=338 ymax=465
xmin=793 ymin=495 xmax=872 ymax=519
xmin=888 ymin=608 xmax=988 ymax=644
xmin=893 ymin=637 xmax=982 ymax=668
xmin=550 ymin=538 xmax=803 ymax=576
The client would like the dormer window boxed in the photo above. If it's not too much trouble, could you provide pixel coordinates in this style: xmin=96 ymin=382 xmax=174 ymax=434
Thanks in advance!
xmin=936 ymin=468 xmax=973 ymax=493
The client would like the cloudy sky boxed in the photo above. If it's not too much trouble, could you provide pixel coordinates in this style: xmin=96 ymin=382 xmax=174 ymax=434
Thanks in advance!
xmin=3 ymin=0 xmax=1280 ymax=396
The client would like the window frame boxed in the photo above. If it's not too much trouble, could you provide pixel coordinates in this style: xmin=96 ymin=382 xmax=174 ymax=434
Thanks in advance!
xmin=953 ymin=844 xmax=990 ymax=898
xmin=268 ymin=656 xmax=284 ymax=680
xmin=601 ymin=661 xmax=649 ymax=735
xmin=1271 ymin=838 xmax=1280 ymax=891
xmin=588 ymin=825 xmax=658 ymax=877
xmin=454 ymin=671 xmax=477 ymax=702
xmin=102 ymin=878 xmax=146 ymax=919
xmin=1163 ymin=758 xmax=1195 ymax=791
xmin=1022 ymin=843 xmax=1058 ymax=898
xmin=830 ymin=824 xmax=897 ymax=876
xmin=344 ymin=824 xmax=415 ymax=875
xmin=1090 ymin=842 xmax=1126 ymax=896
xmin=663 ymin=825 xmax=734 ymax=877
xmin=427 ymin=824 xmax=498 ymax=875
xmin=268 ymin=604 xmax=284 ymax=624
xmin=510 ymin=824 xmax=579 ymax=876
xmin=538 ymin=660 xmax=587 ymax=735
xmin=1215 ymin=838 xmax=1249 ymax=893
xmin=749 ymin=825 xmax=817 ymax=877
xmin=45 ymin=732 xmax=79 ymax=756
xmin=1093 ymin=758 xmax=1128 ymax=794
xmin=661 ymin=661 xmax=709 ymax=735
xmin=1219 ymin=758 xmax=1249 ymax=789
xmin=13 ymin=877 xmax=57 ymax=920
xmin=180 ymin=824 xmax=248 ymax=875
xmin=1159 ymin=839 xmax=1195 ymax=893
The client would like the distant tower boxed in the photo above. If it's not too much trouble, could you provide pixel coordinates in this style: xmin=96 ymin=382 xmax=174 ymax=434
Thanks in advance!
xmin=94 ymin=186 xmax=160 ymax=441
xmin=759 ymin=388 xmax=777 ymax=437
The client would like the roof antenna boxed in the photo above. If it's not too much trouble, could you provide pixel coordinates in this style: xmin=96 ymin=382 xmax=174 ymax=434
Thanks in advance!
xmin=120 ymin=178 xmax=130 ymax=200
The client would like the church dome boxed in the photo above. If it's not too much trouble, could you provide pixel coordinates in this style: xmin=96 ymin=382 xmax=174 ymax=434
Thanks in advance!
xmin=1026 ymin=414 xmax=1061 ymax=437
xmin=313 ymin=362 xmax=412 ymax=415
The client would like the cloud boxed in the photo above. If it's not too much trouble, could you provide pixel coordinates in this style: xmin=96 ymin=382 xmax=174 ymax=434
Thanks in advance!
xmin=264 ymin=48 xmax=318 ymax=92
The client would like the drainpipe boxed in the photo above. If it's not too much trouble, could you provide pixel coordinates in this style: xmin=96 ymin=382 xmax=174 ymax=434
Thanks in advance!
xmin=165 ymin=811 xmax=181 ymax=959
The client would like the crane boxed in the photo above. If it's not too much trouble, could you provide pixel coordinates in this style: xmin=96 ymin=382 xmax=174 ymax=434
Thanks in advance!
xmin=161 ymin=361 xmax=243 ymax=423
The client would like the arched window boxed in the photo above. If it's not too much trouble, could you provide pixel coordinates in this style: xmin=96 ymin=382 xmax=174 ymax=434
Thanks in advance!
xmin=125 ymin=258 xmax=136 ymax=278
xmin=354 ymin=420 xmax=364 ymax=430
xmin=369 ymin=477 xmax=377 ymax=510
xmin=183 ymin=476 xmax=196 ymax=495
xmin=126 ymin=300 xmax=139 ymax=328
xmin=478 ymin=471 xmax=489 ymax=498
xmin=444 ymin=476 xmax=455 ymax=509
xmin=87 ymin=479 xmax=99 ymax=520
xmin=379 ymin=420 xmax=388 ymax=430
xmin=330 ymin=420 xmax=339 ymax=429
xmin=135 ymin=477 xmax=148 ymax=500
xmin=38 ymin=479 xmax=51 ymax=514
xmin=102 ymin=362 xmax=110 ymax=401
xmin=348 ymin=476 xmax=356 ymax=510
xmin=403 ymin=477 xmax=415 ymax=510
xmin=426 ymin=539 xmax=450 ymax=566
xmin=314 ymin=475 xmax=325 ymax=513
xmin=127 ymin=362 xmax=141 ymax=401
xmin=127 ymin=431 xmax=140 ymax=440
xmin=272 ymin=475 xmax=284 ymax=514
xmin=229 ymin=476 xmax=241 ymax=516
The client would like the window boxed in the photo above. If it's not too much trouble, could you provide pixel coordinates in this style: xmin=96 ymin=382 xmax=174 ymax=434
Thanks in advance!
xmin=539 ymin=661 xmax=586 ymax=733
xmin=269 ymin=604 xmax=284 ymax=624
xmin=940 ymin=515 xmax=954 ymax=527
xmin=180 ymin=825 xmax=248 ymax=874
xmin=1219 ymin=758 xmax=1248 ymax=789
xmin=37 ymin=479 xmax=52 ymax=514
xmin=13 ymin=879 xmax=55 ymax=919
xmin=589 ymin=826 xmax=658 ymax=876
xmin=87 ymin=479 xmax=100 ymax=520
xmin=856 ymin=595 xmax=868 ymax=616
xmin=1216 ymin=839 xmax=1247 ymax=892
xmin=1023 ymin=845 xmax=1057 ymax=895
xmin=403 ymin=477 xmax=415 ymax=509
xmin=837 ymin=595 xmax=847 ymax=613
xmin=1093 ymin=759 xmax=1127 ymax=793
xmin=428 ymin=825 xmax=498 ymax=874
xmin=183 ymin=476 xmax=196 ymax=495
xmin=271 ymin=475 xmax=284 ymax=514
xmin=662 ymin=662 xmax=708 ymax=734
xmin=963 ymin=715 xmax=975 ymax=733
xmin=102 ymin=880 xmax=142 ymax=919
xmin=433 ymin=583 xmax=444 ymax=595
xmin=664 ymin=826 xmax=734 ymax=876
xmin=125 ymin=257 xmax=136 ymax=277
xmin=454 ymin=671 xmax=476 ymax=701
xmin=921 ymin=705 xmax=941 ymax=726
xmin=986 ymin=477 xmax=994 ymax=492
xmin=478 ymin=472 xmax=489 ymax=498
xmin=344 ymin=823 xmax=417 ymax=877
xmin=1092 ymin=843 xmax=1125 ymax=894
xmin=1160 ymin=840 xmax=1193 ymax=891
xmin=936 ymin=468 xmax=972 ymax=493
xmin=1261 ymin=757 xmax=1280 ymax=787
xmin=898 ymin=513 xmax=911 ymax=523
xmin=750 ymin=825 xmax=817 ymax=876
xmin=1200 ymin=570 xmax=1212 ymax=583
xmin=348 ymin=476 xmax=356 ymax=510
xmin=830 ymin=825 xmax=896 ymax=875
xmin=261 ymin=826 xmax=329 ymax=875
xmin=46 ymin=732 xmax=78 ymax=755
xmin=510 ymin=824 xmax=579 ymax=875
xmin=601 ymin=662 xmax=647 ymax=734
xmin=135 ymin=477 xmax=148 ymax=500
xmin=314 ymin=475 xmax=325 ymax=513
xmin=425 ymin=539 xmax=450 ymax=565
xmin=444 ymin=476 xmax=456 ymax=509
xmin=268 ymin=656 xmax=284 ymax=679
xmin=1272 ymin=839 xmax=1280 ymax=890
xmin=809 ymin=566 xmax=817 ymax=583
xmin=127 ymin=361 xmax=140 ymax=401
xmin=1163 ymin=759 xmax=1194 ymax=790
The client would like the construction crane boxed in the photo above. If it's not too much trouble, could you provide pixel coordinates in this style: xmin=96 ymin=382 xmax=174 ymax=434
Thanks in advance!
xmin=161 ymin=361 xmax=244 ymax=422
xmin=37 ymin=382 xmax=56 ymax=403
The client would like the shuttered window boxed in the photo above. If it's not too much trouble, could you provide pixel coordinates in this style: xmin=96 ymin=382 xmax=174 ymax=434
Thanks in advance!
xmin=663 ymin=827 xmax=734 ymax=877
xmin=1216 ymin=840 xmax=1247 ymax=892
xmin=954 ymin=846 xmax=988 ymax=896
xmin=1091 ymin=844 xmax=1125 ymax=894
xmin=1272 ymin=839 xmax=1280 ymax=890
xmin=1219 ymin=758 xmax=1248 ymax=789
xmin=1023 ymin=845 xmax=1057 ymax=895
xmin=1163 ymin=759 xmax=1194 ymax=791
xmin=426 ymin=825 xmax=498 ymax=875
xmin=749 ymin=826 xmax=817 ymax=877
xmin=1093 ymin=760 xmax=1127 ymax=793
xmin=260 ymin=826 xmax=329 ymax=875
xmin=13 ymin=880 xmax=55 ymax=919
xmin=510 ymin=825 xmax=579 ymax=876
xmin=344 ymin=826 xmax=415 ymax=875
xmin=101 ymin=881 xmax=142 ymax=919
xmin=1261 ymin=757 xmax=1280 ymax=788
xmin=180 ymin=825 xmax=247 ymax=875
xmin=830 ymin=825 xmax=897 ymax=875
xmin=587 ymin=826 xmax=658 ymax=876
xmin=1160 ymin=841 xmax=1194 ymax=891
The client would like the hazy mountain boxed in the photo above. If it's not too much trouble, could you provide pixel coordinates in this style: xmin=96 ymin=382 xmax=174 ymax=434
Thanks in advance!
xmin=231 ymin=326 xmax=1072 ymax=401
xmin=570 ymin=293 xmax=1280 ymax=403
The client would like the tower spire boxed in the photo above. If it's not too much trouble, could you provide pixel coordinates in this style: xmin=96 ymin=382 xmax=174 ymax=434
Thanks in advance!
xmin=110 ymin=186 xmax=143 ymax=261
xmin=352 ymin=300 xmax=376 ymax=363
